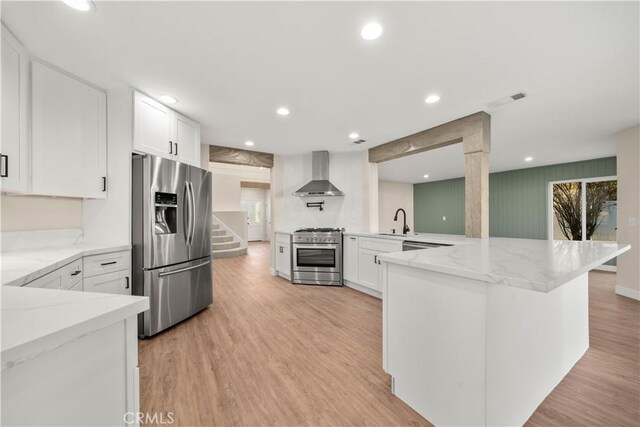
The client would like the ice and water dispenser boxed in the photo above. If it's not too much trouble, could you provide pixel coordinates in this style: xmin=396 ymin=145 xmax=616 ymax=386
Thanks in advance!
xmin=154 ymin=192 xmax=178 ymax=234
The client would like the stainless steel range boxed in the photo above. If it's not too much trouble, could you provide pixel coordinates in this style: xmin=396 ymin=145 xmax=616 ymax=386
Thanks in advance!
xmin=291 ymin=228 xmax=344 ymax=286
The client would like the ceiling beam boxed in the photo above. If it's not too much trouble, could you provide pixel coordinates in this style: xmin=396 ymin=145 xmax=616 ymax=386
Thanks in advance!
xmin=369 ymin=111 xmax=491 ymax=238
xmin=368 ymin=111 xmax=490 ymax=163
xmin=209 ymin=145 xmax=274 ymax=168
xmin=241 ymin=181 xmax=270 ymax=190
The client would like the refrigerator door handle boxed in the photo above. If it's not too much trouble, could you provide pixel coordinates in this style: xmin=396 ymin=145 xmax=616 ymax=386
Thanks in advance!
xmin=188 ymin=181 xmax=196 ymax=246
xmin=158 ymin=259 xmax=211 ymax=277
xmin=183 ymin=181 xmax=192 ymax=245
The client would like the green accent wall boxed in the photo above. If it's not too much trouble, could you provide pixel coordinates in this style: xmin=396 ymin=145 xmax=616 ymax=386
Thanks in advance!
xmin=413 ymin=157 xmax=617 ymax=239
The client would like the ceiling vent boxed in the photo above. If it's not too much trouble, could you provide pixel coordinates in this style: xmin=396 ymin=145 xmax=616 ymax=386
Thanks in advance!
xmin=486 ymin=92 xmax=527 ymax=109
xmin=353 ymin=139 xmax=367 ymax=145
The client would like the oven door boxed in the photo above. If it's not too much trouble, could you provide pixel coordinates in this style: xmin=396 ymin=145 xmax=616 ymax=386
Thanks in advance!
xmin=292 ymin=243 xmax=341 ymax=273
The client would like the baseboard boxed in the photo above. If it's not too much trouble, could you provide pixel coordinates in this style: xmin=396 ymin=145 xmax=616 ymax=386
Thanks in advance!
xmin=277 ymin=271 xmax=291 ymax=281
xmin=615 ymin=285 xmax=640 ymax=301
xmin=595 ymin=265 xmax=617 ymax=272
xmin=344 ymin=280 xmax=382 ymax=299
xmin=270 ymin=268 xmax=277 ymax=276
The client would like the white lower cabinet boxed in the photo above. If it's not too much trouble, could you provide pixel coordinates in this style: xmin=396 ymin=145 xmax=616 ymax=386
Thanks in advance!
xmin=275 ymin=233 xmax=291 ymax=279
xmin=22 ymin=250 xmax=131 ymax=295
xmin=343 ymin=235 xmax=359 ymax=283
xmin=359 ymin=248 xmax=383 ymax=290
xmin=83 ymin=250 xmax=131 ymax=295
xmin=84 ymin=270 xmax=131 ymax=295
xmin=25 ymin=258 xmax=83 ymax=291
xmin=343 ymin=235 xmax=403 ymax=297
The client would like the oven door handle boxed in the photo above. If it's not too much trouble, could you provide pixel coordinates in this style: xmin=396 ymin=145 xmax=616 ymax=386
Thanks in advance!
xmin=293 ymin=244 xmax=339 ymax=250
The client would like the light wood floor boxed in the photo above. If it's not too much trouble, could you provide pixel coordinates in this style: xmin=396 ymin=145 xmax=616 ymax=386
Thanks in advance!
xmin=139 ymin=242 xmax=640 ymax=427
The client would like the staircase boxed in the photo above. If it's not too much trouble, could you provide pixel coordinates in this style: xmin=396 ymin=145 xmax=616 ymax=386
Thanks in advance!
xmin=211 ymin=221 xmax=247 ymax=259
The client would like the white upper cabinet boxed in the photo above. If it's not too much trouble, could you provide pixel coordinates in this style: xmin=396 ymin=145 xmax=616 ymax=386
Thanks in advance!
xmin=133 ymin=91 xmax=201 ymax=167
xmin=174 ymin=113 xmax=200 ymax=166
xmin=1 ymin=26 xmax=30 ymax=193
xmin=133 ymin=92 xmax=173 ymax=158
xmin=31 ymin=61 xmax=107 ymax=198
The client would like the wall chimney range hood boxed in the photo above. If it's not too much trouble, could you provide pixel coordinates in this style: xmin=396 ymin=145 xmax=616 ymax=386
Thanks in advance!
xmin=293 ymin=151 xmax=344 ymax=197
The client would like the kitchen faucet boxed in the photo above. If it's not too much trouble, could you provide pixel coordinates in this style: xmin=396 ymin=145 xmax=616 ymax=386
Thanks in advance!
xmin=393 ymin=208 xmax=411 ymax=234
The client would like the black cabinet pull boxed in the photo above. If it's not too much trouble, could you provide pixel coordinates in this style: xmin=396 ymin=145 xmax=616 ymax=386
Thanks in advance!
xmin=102 ymin=176 xmax=107 ymax=192
xmin=169 ymin=141 xmax=173 ymax=154
xmin=101 ymin=261 xmax=117 ymax=266
xmin=374 ymin=255 xmax=378 ymax=264
xmin=70 ymin=270 xmax=82 ymax=276
xmin=0 ymin=154 xmax=8 ymax=178
xmin=174 ymin=142 xmax=178 ymax=156
xmin=125 ymin=276 xmax=130 ymax=289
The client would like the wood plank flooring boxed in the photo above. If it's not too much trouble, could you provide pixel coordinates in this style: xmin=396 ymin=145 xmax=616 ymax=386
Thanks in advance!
xmin=139 ymin=242 xmax=640 ymax=426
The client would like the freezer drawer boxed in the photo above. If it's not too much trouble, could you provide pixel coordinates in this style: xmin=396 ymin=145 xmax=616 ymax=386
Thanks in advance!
xmin=139 ymin=257 xmax=212 ymax=337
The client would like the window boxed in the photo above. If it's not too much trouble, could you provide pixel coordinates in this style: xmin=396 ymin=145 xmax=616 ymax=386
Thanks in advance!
xmin=549 ymin=177 xmax=617 ymax=242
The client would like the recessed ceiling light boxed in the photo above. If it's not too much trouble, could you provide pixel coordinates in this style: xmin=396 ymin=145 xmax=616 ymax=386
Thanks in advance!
xmin=525 ymin=156 xmax=533 ymax=162
xmin=62 ymin=0 xmax=94 ymax=11
xmin=276 ymin=107 xmax=290 ymax=116
xmin=425 ymin=94 xmax=440 ymax=104
xmin=361 ymin=22 xmax=383 ymax=40
xmin=159 ymin=95 xmax=178 ymax=104
xmin=349 ymin=132 xmax=359 ymax=139
xmin=423 ymin=174 xmax=430 ymax=179
xmin=245 ymin=141 xmax=254 ymax=147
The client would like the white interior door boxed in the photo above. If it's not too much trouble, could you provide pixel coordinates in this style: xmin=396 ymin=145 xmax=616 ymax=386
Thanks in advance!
xmin=241 ymin=199 xmax=264 ymax=241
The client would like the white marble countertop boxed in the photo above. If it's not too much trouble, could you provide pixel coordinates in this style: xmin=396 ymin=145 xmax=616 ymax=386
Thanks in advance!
xmin=1 ymin=286 xmax=148 ymax=370
xmin=347 ymin=232 xmax=629 ymax=292
xmin=1 ymin=243 xmax=130 ymax=287
xmin=274 ymin=230 xmax=293 ymax=235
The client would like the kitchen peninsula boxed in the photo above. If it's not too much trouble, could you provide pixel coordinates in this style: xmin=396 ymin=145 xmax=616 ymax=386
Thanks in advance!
xmin=374 ymin=234 xmax=629 ymax=426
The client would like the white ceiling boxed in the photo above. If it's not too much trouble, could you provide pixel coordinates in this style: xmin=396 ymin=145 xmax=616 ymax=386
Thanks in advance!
xmin=2 ymin=1 xmax=638 ymax=183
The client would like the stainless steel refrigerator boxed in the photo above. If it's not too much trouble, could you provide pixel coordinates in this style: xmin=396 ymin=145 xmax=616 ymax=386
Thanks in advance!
xmin=132 ymin=154 xmax=213 ymax=338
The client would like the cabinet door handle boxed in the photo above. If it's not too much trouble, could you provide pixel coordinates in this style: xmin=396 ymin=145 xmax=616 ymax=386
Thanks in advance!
xmin=125 ymin=276 xmax=130 ymax=289
xmin=349 ymin=236 xmax=356 ymax=240
xmin=70 ymin=270 xmax=82 ymax=276
xmin=101 ymin=261 xmax=117 ymax=266
xmin=0 ymin=154 xmax=8 ymax=178
xmin=169 ymin=141 xmax=173 ymax=154
xmin=102 ymin=176 xmax=107 ymax=192
xmin=174 ymin=142 xmax=178 ymax=156
xmin=374 ymin=255 xmax=377 ymax=264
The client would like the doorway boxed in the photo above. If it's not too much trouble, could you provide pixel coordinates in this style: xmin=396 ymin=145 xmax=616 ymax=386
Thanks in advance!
xmin=241 ymin=187 xmax=268 ymax=241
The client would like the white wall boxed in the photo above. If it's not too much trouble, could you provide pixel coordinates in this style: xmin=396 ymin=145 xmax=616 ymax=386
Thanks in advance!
xmin=200 ymin=144 xmax=209 ymax=170
xmin=212 ymin=173 xmax=241 ymax=211
xmin=378 ymin=180 xmax=414 ymax=233
xmin=615 ymin=126 xmax=640 ymax=300
xmin=209 ymin=162 xmax=270 ymax=183
xmin=271 ymin=151 xmax=375 ymax=233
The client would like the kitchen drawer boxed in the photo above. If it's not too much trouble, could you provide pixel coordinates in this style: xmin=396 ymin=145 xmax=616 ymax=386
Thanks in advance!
xmin=69 ymin=280 xmax=83 ymax=292
xmin=83 ymin=250 xmax=130 ymax=278
xmin=359 ymin=237 xmax=403 ymax=253
xmin=24 ymin=258 xmax=82 ymax=290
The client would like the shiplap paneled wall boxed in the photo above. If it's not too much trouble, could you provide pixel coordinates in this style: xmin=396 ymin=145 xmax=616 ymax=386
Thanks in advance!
xmin=414 ymin=157 xmax=617 ymax=239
